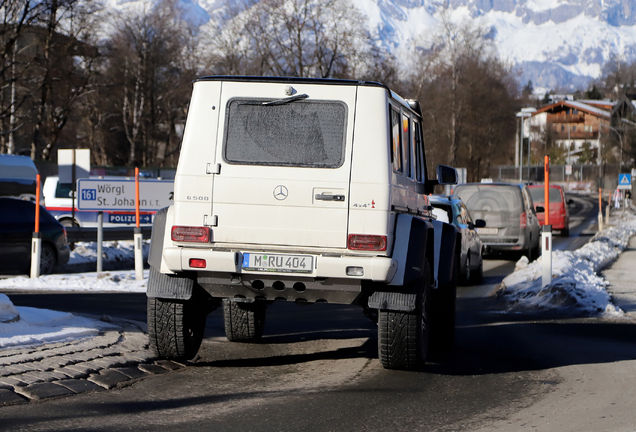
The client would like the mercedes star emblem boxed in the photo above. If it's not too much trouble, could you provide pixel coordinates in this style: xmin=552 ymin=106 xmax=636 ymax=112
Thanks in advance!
xmin=273 ymin=185 xmax=289 ymax=200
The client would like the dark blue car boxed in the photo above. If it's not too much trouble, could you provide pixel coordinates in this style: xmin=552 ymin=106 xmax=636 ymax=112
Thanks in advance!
xmin=0 ymin=198 xmax=70 ymax=274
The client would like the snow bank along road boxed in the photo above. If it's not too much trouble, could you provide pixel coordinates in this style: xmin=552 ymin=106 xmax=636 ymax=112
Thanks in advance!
xmin=3 ymin=195 xmax=636 ymax=431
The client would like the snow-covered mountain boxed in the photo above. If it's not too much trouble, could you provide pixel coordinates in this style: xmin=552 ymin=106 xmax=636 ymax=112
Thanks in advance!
xmin=106 ymin=0 xmax=636 ymax=92
xmin=359 ymin=0 xmax=636 ymax=92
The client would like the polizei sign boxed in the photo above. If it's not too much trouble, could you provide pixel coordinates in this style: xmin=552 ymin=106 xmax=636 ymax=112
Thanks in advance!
xmin=77 ymin=178 xmax=174 ymax=211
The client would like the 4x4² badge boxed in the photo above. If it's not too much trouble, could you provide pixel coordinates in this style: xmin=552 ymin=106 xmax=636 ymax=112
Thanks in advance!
xmin=273 ymin=185 xmax=288 ymax=200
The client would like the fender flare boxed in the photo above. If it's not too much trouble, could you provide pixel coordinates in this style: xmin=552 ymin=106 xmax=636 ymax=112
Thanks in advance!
xmin=147 ymin=206 xmax=194 ymax=300
xmin=431 ymin=220 xmax=460 ymax=289
xmin=147 ymin=206 xmax=170 ymax=271
xmin=367 ymin=214 xmax=434 ymax=312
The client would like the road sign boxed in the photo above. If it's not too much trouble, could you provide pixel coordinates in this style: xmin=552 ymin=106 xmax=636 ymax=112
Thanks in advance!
xmin=77 ymin=178 xmax=174 ymax=211
xmin=565 ymin=165 xmax=572 ymax=175
xmin=618 ymin=173 xmax=632 ymax=190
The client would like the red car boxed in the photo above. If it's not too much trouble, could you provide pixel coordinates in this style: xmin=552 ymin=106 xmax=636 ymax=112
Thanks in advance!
xmin=528 ymin=185 xmax=572 ymax=236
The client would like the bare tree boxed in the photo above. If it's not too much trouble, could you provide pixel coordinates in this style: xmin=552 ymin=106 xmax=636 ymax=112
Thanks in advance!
xmin=108 ymin=0 xmax=198 ymax=166
xmin=203 ymin=0 xmax=374 ymax=79
xmin=29 ymin=0 xmax=103 ymax=160
xmin=0 ymin=0 xmax=42 ymax=153
xmin=413 ymin=6 xmax=497 ymax=168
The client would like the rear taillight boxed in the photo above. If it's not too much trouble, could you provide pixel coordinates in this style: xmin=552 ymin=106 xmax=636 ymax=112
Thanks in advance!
xmin=348 ymin=234 xmax=387 ymax=251
xmin=171 ymin=226 xmax=210 ymax=243
xmin=63 ymin=227 xmax=68 ymax=245
xmin=519 ymin=212 xmax=527 ymax=228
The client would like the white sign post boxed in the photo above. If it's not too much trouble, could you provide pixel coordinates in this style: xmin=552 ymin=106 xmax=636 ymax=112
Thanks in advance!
xmin=542 ymin=156 xmax=552 ymax=287
xmin=77 ymin=178 xmax=174 ymax=274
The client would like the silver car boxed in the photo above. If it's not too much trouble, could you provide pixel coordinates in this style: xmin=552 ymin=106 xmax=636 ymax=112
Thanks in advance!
xmin=453 ymin=183 xmax=543 ymax=259
xmin=430 ymin=195 xmax=485 ymax=284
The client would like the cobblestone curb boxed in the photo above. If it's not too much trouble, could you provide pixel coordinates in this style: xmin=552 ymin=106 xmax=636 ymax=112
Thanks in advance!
xmin=0 ymin=320 xmax=184 ymax=406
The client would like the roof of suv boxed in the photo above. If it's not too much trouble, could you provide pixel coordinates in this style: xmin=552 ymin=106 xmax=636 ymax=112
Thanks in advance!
xmin=193 ymin=76 xmax=422 ymax=116
xmin=195 ymin=75 xmax=387 ymax=88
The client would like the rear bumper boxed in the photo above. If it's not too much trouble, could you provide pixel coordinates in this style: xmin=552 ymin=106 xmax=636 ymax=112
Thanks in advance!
xmin=482 ymin=235 xmax=529 ymax=252
xmin=538 ymin=216 xmax=567 ymax=230
xmin=163 ymin=246 xmax=398 ymax=283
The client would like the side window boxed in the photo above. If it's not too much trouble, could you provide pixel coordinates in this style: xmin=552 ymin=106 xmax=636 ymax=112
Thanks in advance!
xmin=402 ymin=113 xmax=412 ymax=178
xmin=390 ymin=108 xmax=402 ymax=173
xmin=55 ymin=182 xmax=73 ymax=198
xmin=461 ymin=203 xmax=473 ymax=224
xmin=522 ymin=188 xmax=534 ymax=211
xmin=414 ymin=121 xmax=426 ymax=182
xmin=455 ymin=203 xmax=466 ymax=225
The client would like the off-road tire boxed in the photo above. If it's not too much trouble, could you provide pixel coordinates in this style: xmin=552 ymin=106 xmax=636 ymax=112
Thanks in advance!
xmin=148 ymin=296 xmax=206 ymax=361
xmin=223 ymin=300 xmax=266 ymax=342
xmin=378 ymin=260 xmax=431 ymax=370
xmin=39 ymin=243 xmax=57 ymax=275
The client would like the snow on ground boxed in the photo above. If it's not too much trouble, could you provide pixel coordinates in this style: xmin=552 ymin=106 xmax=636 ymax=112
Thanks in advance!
xmin=66 ymin=240 xmax=149 ymax=267
xmin=0 ymin=270 xmax=148 ymax=292
xmin=0 ymin=241 xmax=138 ymax=350
xmin=496 ymin=212 xmax=636 ymax=316
xmin=0 ymin=239 xmax=149 ymax=292
xmin=0 ymin=294 xmax=116 ymax=350
xmin=0 ymin=294 xmax=19 ymax=323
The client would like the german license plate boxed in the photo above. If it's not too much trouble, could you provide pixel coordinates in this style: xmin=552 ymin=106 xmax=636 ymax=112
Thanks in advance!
xmin=242 ymin=253 xmax=314 ymax=274
xmin=108 ymin=213 xmax=152 ymax=224
xmin=476 ymin=227 xmax=498 ymax=235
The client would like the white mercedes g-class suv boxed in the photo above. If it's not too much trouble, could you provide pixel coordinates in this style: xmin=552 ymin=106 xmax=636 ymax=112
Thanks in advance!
xmin=147 ymin=76 xmax=459 ymax=370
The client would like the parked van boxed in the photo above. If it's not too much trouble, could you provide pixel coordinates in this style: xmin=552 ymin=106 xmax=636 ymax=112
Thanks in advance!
xmin=454 ymin=183 xmax=543 ymax=258
xmin=43 ymin=176 xmax=154 ymax=227
xmin=146 ymin=76 xmax=460 ymax=370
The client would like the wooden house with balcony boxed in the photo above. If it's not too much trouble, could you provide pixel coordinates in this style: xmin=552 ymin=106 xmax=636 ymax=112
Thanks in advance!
xmin=529 ymin=100 xmax=612 ymax=164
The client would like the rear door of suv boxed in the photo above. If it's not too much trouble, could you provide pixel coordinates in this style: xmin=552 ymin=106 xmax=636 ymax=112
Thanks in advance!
xmin=210 ymin=81 xmax=356 ymax=250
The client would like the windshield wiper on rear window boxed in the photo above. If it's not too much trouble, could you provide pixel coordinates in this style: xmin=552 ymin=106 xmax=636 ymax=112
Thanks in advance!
xmin=262 ymin=93 xmax=308 ymax=106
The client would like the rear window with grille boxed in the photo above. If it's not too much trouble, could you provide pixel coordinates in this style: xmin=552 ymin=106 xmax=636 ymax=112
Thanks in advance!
xmin=223 ymin=99 xmax=347 ymax=168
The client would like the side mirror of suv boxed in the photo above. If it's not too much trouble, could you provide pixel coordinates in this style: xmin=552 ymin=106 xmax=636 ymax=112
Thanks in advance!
xmin=436 ymin=165 xmax=458 ymax=185
xmin=474 ymin=219 xmax=486 ymax=228
xmin=567 ymin=199 xmax=574 ymax=205
xmin=535 ymin=206 xmax=545 ymax=213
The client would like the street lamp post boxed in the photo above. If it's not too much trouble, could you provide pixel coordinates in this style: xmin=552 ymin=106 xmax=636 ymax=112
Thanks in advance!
xmin=517 ymin=108 xmax=537 ymax=182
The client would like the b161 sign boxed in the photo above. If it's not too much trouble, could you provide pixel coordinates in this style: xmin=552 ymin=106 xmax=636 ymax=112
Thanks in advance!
xmin=77 ymin=179 xmax=174 ymax=211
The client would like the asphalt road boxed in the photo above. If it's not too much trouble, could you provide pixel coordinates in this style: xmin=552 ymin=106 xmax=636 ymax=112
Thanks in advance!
xmin=5 ymin=194 xmax=634 ymax=432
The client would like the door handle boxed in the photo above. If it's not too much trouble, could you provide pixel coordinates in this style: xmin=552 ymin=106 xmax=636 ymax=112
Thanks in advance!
xmin=315 ymin=193 xmax=345 ymax=202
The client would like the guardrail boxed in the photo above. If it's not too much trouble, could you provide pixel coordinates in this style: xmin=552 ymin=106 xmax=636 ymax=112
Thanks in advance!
xmin=65 ymin=226 xmax=152 ymax=243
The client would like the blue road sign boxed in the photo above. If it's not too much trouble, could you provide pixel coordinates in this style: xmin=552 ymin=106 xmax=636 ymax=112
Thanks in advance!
xmin=618 ymin=173 xmax=632 ymax=190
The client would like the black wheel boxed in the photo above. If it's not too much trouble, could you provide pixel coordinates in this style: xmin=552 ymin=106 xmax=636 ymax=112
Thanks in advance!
xmin=39 ymin=243 xmax=57 ymax=275
xmin=461 ymin=255 xmax=471 ymax=285
xmin=223 ymin=299 xmax=266 ymax=342
xmin=147 ymin=267 xmax=207 ymax=361
xmin=470 ymin=256 xmax=484 ymax=284
xmin=60 ymin=218 xmax=77 ymax=227
xmin=378 ymin=259 xmax=431 ymax=370
xmin=561 ymin=225 xmax=570 ymax=237
xmin=148 ymin=296 xmax=206 ymax=361
xmin=524 ymin=235 xmax=534 ymax=260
